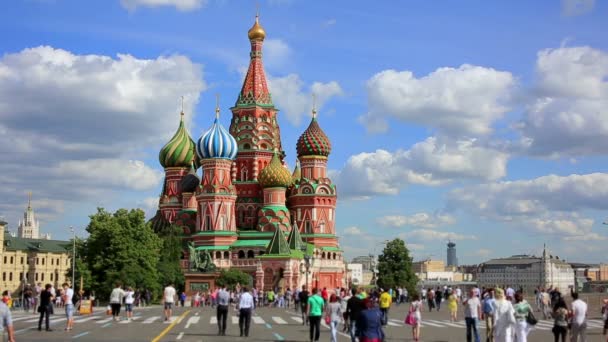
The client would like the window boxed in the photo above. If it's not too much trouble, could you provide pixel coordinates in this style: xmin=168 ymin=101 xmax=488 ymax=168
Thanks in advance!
xmin=238 ymin=250 xmax=245 ymax=259
xmin=41 ymin=273 xmax=45 ymax=281
xmin=51 ymin=259 xmax=54 ymax=265
xmin=42 ymin=258 xmax=45 ymax=265
xmin=57 ymin=258 xmax=59 ymax=265
xmin=1 ymin=272 xmax=4 ymax=281
xmin=247 ymin=250 xmax=254 ymax=258
xmin=36 ymin=258 xmax=39 ymax=265
xmin=305 ymin=221 xmax=312 ymax=234
xmin=205 ymin=216 xmax=212 ymax=231
xmin=10 ymin=256 xmax=13 ymax=264
xmin=9 ymin=273 xmax=12 ymax=281
xmin=20 ymin=257 xmax=23 ymax=264
xmin=3 ymin=256 xmax=6 ymax=264
xmin=19 ymin=272 xmax=23 ymax=281
xmin=223 ymin=251 xmax=230 ymax=259
xmin=35 ymin=273 xmax=38 ymax=281
xmin=51 ymin=273 xmax=54 ymax=281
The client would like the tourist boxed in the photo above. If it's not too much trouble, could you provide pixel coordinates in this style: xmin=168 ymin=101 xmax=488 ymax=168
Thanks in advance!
xmin=551 ymin=297 xmax=568 ymax=342
xmin=216 ymin=285 xmax=229 ymax=336
xmin=379 ymin=288 xmax=392 ymax=325
xmin=0 ymin=298 xmax=15 ymax=342
xmin=341 ymin=289 xmax=351 ymax=332
xmin=447 ymin=290 xmax=458 ymax=322
xmin=513 ymin=291 xmax=533 ymax=342
xmin=464 ymin=287 xmax=481 ymax=342
xmin=356 ymin=298 xmax=383 ymax=342
xmin=540 ymin=288 xmax=551 ymax=319
xmin=62 ymin=283 xmax=74 ymax=331
xmin=325 ymin=294 xmax=342 ymax=342
xmin=506 ymin=286 xmax=515 ymax=301
xmin=346 ymin=288 xmax=364 ymax=342
xmin=179 ymin=291 xmax=186 ymax=307
xmin=482 ymin=289 xmax=496 ymax=342
xmin=493 ymin=288 xmax=515 ymax=342
xmin=602 ymin=298 xmax=608 ymax=342
xmin=237 ymin=287 xmax=253 ymax=337
xmin=285 ymin=287 xmax=292 ymax=308
xmin=408 ymin=294 xmax=422 ymax=342
xmin=307 ymin=288 xmax=325 ymax=342
xmin=162 ymin=283 xmax=176 ymax=322
xmin=570 ymin=292 xmax=588 ymax=342
xmin=299 ymin=285 xmax=310 ymax=325
xmin=109 ymin=282 xmax=125 ymax=322
xmin=435 ymin=287 xmax=443 ymax=311
xmin=37 ymin=283 xmax=54 ymax=331
xmin=124 ymin=286 xmax=135 ymax=321
xmin=321 ymin=287 xmax=329 ymax=304
xmin=426 ymin=288 xmax=435 ymax=312
xmin=267 ymin=289 xmax=275 ymax=307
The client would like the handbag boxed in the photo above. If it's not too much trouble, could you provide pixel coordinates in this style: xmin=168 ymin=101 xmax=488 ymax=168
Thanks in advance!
xmin=325 ymin=315 xmax=331 ymax=325
xmin=526 ymin=310 xmax=537 ymax=326
xmin=405 ymin=312 xmax=416 ymax=325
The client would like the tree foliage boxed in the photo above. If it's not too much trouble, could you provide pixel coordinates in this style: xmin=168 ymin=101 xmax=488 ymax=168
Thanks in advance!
xmin=377 ymin=238 xmax=418 ymax=294
xmin=216 ymin=268 xmax=251 ymax=290
xmin=83 ymin=208 xmax=162 ymax=300
xmin=65 ymin=237 xmax=93 ymax=293
xmin=156 ymin=224 xmax=185 ymax=290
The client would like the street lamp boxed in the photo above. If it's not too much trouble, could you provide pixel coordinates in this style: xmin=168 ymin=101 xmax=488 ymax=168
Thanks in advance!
xmin=300 ymin=246 xmax=314 ymax=290
xmin=70 ymin=226 xmax=76 ymax=289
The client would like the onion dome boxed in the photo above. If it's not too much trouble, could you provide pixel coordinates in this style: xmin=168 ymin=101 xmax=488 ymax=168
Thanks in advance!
xmin=180 ymin=163 xmax=200 ymax=193
xmin=149 ymin=210 xmax=171 ymax=234
xmin=196 ymin=107 xmax=238 ymax=160
xmin=159 ymin=113 xmax=197 ymax=168
xmin=248 ymin=15 xmax=266 ymax=41
xmin=258 ymin=151 xmax=292 ymax=188
xmin=296 ymin=110 xmax=332 ymax=158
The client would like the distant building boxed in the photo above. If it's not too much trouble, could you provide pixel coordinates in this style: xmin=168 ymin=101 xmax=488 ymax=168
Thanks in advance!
xmin=447 ymin=241 xmax=458 ymax=267
xmin=352 ymin=255 xmax=375 ymax=271
xmin=17 ymin=193 xmax=51 ymax=240
xmin=347 ymin=263 xmax=363 ymax=285
xmin=477 ymin=246 xmax=574 ymax=294
xmin=413 ymin=259 xmax=446 ymax=273
xmin=0 ymin=219 xmax=71 ymax=294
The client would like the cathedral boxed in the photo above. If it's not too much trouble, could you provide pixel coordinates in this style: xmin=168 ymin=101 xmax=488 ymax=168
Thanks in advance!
xmin=150 ymin=15 xmax=345 ymax=293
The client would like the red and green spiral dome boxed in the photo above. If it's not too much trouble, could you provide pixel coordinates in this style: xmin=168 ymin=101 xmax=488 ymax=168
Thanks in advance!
xmin=296 ymin=117 xmax=332 ymax=158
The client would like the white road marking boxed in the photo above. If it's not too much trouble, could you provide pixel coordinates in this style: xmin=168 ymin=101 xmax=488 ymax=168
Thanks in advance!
xmin=142 ymin=316 xmax=160 ymax=324
xmin=291 ymin=316 xmax=303 ymax=323
xmin=163 ymin=316 xmax=178 ymax=324
xmin=272 ymin=317 xmax=288 ymax=324
xmin=252 ymin=316 xmax=265 ymax=324
xmin=96 ymin=317 xmax=113 ymax=324
xmin=176 ymin=332 xmax=184 ymax=340
xmin=185 ymin=316 xmax=199 ymax=329
xmin=210 ymin=317 xmax=218 ymax=324
xmin=231 ymin=316 xmax=239 ymax=324
xmin=119 ymin=317 xmax=140 ymax=324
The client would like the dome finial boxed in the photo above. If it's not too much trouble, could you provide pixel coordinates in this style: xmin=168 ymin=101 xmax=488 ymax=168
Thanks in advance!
xmin=248 ymin=7 xmax=266 ymax=40
xmin=215 ymin=93 xmax=220 ymax=119
xmin=312 ymin=93 xmax=317 ymax=119
xmin=180 ymin=96 xmax=185 ymax=120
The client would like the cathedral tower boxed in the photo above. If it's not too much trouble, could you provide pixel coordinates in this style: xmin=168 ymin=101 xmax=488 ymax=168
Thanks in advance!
xmin=256 ymin=152 xmax=292 ymax=232
xmin=230 ymin=15 xmax=284 ymax=230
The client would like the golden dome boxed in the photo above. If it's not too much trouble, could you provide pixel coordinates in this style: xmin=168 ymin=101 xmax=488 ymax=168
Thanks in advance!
xmin=248 ymin=15 xmax=266 ymax=41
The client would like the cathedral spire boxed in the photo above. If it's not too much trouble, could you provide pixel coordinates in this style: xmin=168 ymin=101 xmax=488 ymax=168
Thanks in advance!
xmin=236 ymin=14 xmax=272 ymax=107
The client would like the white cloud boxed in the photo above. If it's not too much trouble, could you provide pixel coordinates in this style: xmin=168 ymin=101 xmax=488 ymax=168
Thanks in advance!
xmin=263 ymin=39 xmax=291 ymax=70
xmin=137 ymin=197 xmax=162 ymax=218
xmin=377 ymin=212 xmax=456 ymax=229
xmin=401 ymin=229 xmax=477 ymax=241
xmin=267 ymin=74 xmax=343 ymax=125
xmin=342 ymin=226 xmax=363 ymax=236
xmin=0 ymin=46 xmax=205 ymax=229
xmin=517 ymin=46 xmax=608 ymax=157
xmin=360 ymin=65 xmax=515 ymax=136
xmin=120 ymin=0 xmax=207 ymax=11
xmin=562 ymin=232 xmax=607 ymax=241
xmin=333 ymin=136 xmax=508 ymax=199
xmin=561 ymin=0 xmax=595 ymax=16
xmin=322 ymin=19 xmax=337 ymax=28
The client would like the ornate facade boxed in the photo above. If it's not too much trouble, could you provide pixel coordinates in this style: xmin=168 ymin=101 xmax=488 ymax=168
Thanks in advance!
xmin=17 ymin=193 xmax=51 ymax=240
xmin=151 ymin=15 xmax=345 ymax=293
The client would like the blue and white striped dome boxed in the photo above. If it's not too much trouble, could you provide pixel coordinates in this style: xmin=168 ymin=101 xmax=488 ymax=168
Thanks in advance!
xmin=196 ymin=116 xmax=238 ymax=160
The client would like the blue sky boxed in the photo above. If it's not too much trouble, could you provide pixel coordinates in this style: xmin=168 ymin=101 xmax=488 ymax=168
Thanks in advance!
xmin=1 ymin=0 xmax=607 ymax=264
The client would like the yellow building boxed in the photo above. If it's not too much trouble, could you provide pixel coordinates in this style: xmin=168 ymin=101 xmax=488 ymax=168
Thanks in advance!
xmin=413 ymin=259 xmax=446 ymax=273
xmin=0 ymin=219 xmax=72 ymax=295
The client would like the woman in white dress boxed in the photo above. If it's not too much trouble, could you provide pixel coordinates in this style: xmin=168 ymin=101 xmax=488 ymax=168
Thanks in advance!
xmin=493 ymin=288 xmax=516 ymax=342
xmin=409 ymin=294 xmax=423 ymax=342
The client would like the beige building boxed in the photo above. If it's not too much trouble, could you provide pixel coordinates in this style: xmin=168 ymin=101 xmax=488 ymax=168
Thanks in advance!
xmin=413 ymin=259 xmax=446 ymax=273
xmin=1 ymin=219 xmax=71 ymax=295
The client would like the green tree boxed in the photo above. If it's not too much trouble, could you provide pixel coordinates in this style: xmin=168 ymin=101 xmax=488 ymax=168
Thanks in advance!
xmin=377 ymin=238 xmax=418 ymax=294
xmin=83 ymin=208 xmax=162 ymax=300
xmin=216 ymin=269 xmax=251 ymax=290
xmin=65 ymin=237 xmax=93 ymax=294
xmin=156 ymin=225 xmax=185 ymax=290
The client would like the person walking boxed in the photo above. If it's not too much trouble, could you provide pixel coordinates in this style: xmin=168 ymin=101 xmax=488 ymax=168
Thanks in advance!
xmin=435 ymin=287 xmax=443 ymax=311
xmin=216 ymin=285 xmax=230 ymax=336
xmin=448 ymin=291 xmax=459 ymax=322
xmin=602 ymin=298 xmax=608 ymax=342
xmin=1 ymin=298 xmax=16 ymax=342
xmin=179 ymin=292 xmax=186 ymax=308
xmin=356 ymin=298 xmax=384 ymax=342
xmin=492 ymin=288 xmax=515 ymax=342
xmin=307 ymin=288 xmax=325 ymax=342
xmin=513 ymin=292 xmax=533 ymax=342
xmin=37 ymin=283 xmax=54 ymax=331
xmin=551 ymin=297 xmax=568 ymax=342
xmin=325 ymin=294 xmax=342 ymax=342
xmin=464 ymin=288 xmax=482 ymax=342
xmin=124 ymin=287 xmax=135 ymax=321
xmin=299 ymin=285 xmax=310 ymax=325
xmin=237 ymin=287 xmax=253 ymax=337
xmin=482 ymin=289 xmax=496 ymax=342
xmin=109 ymin=282 xmax=125 ymax=322
xmin=379 ymin=288 xmax=392 ymax=326
xmin=346 ymin=288 xmax=364 ymax=342
xmin=341 ymin=290 xmax=351 ymax=333
xmin=62 ymin=283 xmax=74 ymax=331
xmin=162 ymin=283 xmax=176 ymax=322
xmin=408 ymin=294 xmax=423 ymax=342
xmin=570 ymin=292 xmax=588 ymax=342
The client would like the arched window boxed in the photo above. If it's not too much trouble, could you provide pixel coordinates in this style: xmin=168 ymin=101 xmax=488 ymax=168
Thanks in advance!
xmin=322 ymin=252 xmax=326 ymax=259
xmin=224 ymin=251 xmax=230 ymax=259
xmin=243 ymin=143 xmax=251 ymax=150
xmin=305 ymin=221 xmax=312 ymax=234
xmin=215 ymin=251 xmax=222 ymax=259
xmin=238 ymin=208 xmax=245 ymax=225
xmin=241 ymin=166 xmax=248 ymax=181
xmin=238 ymin=250 xmax=245 ymax=259
xmin=247 ymin=250 xmax=255 ymax=258
xmin=205 ymin=216 xmax=212 ymax=231
xmin=333 ymin=253 xmax=336 ymax=260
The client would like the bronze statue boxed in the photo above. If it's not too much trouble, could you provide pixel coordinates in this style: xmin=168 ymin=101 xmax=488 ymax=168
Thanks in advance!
xmin=188 ymin=242 xmax=217 ymax=272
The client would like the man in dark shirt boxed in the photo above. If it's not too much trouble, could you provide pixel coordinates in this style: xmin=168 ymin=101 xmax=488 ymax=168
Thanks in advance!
xmin=298 ymin=285 xmax=309 ymax=325
xmin=38 ymin=283 xmax=54 ymax=331
xmin=346 ymin=288 xmax=364 ymax=342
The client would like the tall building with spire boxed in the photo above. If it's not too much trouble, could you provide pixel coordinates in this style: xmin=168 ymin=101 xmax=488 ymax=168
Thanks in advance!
xmin=18 ymin=193 xmax=50 ymax=240
xmin=151 ymin=15 xmax=345 ymax=292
